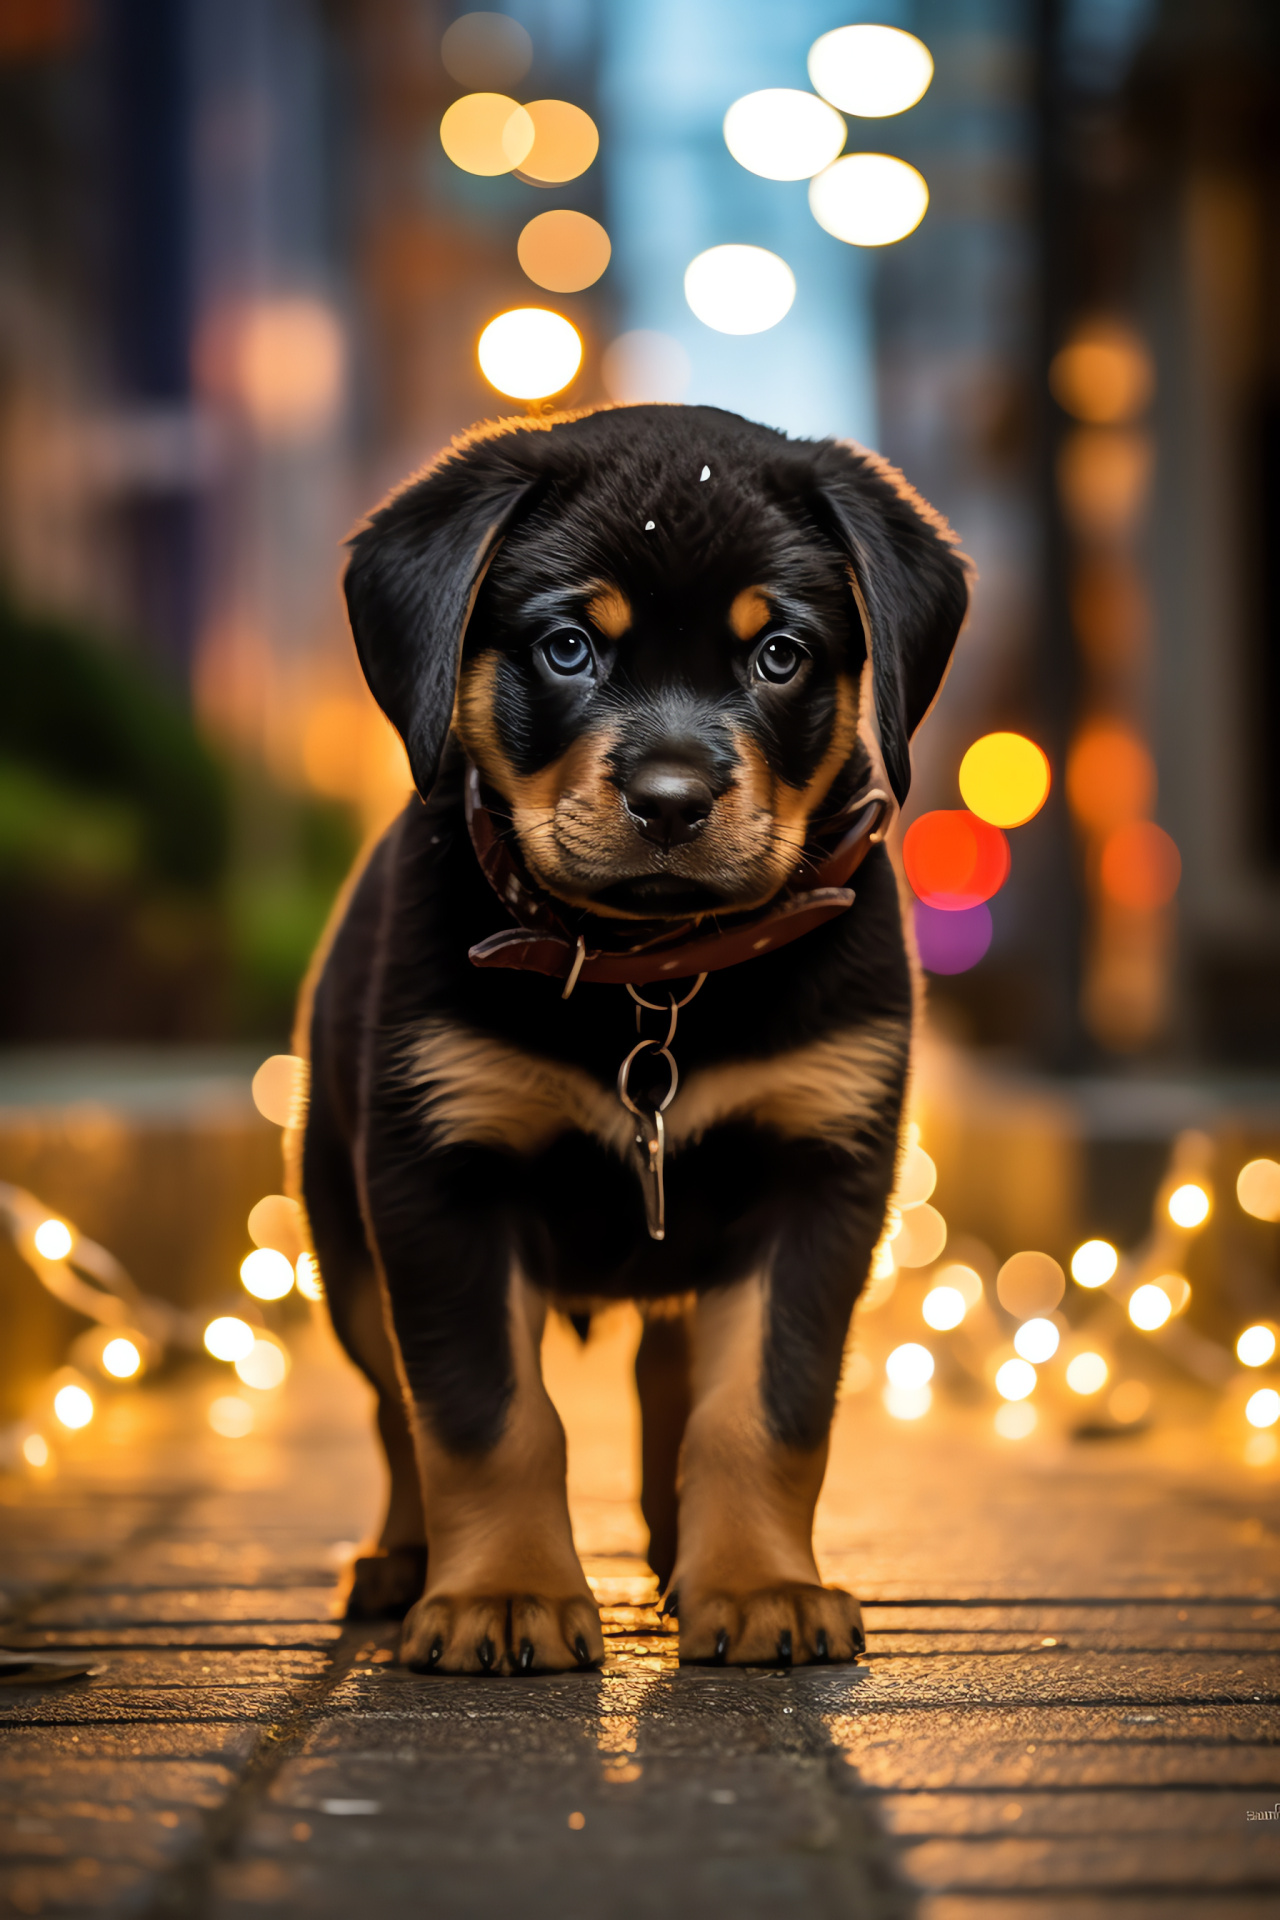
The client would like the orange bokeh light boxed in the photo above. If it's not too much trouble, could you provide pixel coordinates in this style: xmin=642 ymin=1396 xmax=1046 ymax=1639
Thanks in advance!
xmin=1099 ymin=820 xmax=1181 ymax=910
xmin=1066 ymin=722 xmax=1155 ymax=833
xmin=903 ymin=810 xmax=1010 ymax=910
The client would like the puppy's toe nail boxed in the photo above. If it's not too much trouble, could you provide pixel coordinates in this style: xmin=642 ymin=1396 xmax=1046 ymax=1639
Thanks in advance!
xmin=518 ymin=1639 xmax=535 ymax=1674
xmin=777 ymin=1628 xmax=793 ymax=1667
xmin=713 ymin=1628 xmax=729 ymax=1664
xmin=659 ymin=1589 xmax=679 ymax=1619
xmin=574 ymin=1633 xmax=594 ymax=1669
xmin=478 ymin=1636 xmax=496 ymax=1672
xmin=814 ymin=1628 xmax=830 ymax=1663
xmin=427 ymin=1638 xmax=443 ymax=1670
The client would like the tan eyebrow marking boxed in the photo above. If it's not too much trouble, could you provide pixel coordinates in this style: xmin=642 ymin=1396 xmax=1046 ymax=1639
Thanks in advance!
xmin=729 ymin=587 xmax=772 ymax=642
xmin=586 ymin=585 xmax=632 ymax=638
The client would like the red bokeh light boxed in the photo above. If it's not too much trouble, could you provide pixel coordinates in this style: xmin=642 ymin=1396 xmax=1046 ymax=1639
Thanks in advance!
xmin=903 ymin=810 xmax=1010 ymax=910
xmin=1099 ymin=820 xmax=1181 ymax=910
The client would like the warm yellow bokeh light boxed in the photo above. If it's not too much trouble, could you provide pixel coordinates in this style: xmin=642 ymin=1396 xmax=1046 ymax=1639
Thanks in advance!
xmin=601 ymin=330 xmax=691 ymax=404
xmin=894 ymin=1202 xmax=947 ymax=1269
xmin=896 ymin=1143 xmax=937 ymax=1210
xmin=1167 ymin=1182 xmax=1210 ymax=1229
xmin=1246 ymin=1388 xmax=1280 ymax=1430
xmin=1071 ymin=1238 xmax=1118 ymax=1287
xmin=996 ymin=1250 xmax=1065 ymax=1318
xmin=54 ymin=1384 xmax=93 ymax=1429
xmin=208 ymin=1396 xmax=254 ymax=1438
xmin=934 ymin=1262 xmax=984 ymax=1308
xmin=1050 ymin=323 xmax=1154 ymax=424
xmin=22 ymin=1433 xmax=50 ymax=1468
xmin=295 ymin=1252 xmax=325 ymax=1302
xmin=34 ymin=1218 xmax=73 ymax=1260
xmin=1109 ymin=1379 xmax=1151 ymax=1424
xmin=1237 ymin=1324 xmax=1278 ymax=1368
xmin=439 ymin=92 xmax=534 ymax=175
xmin=922 ymin=1285 xmax=966 ymax=1331
xmin=517 ymin=210 xmax=611 ymax=292
xmin=886 ymin=1342 xmax=934 ymax=1390
xmin=518 ymin=100 xmax=599 ymax=184
xmin=1014 ymin=1317 xmax=1060 ymax=1364
xmin=684 ymin=245 xmax=796 ymax=335
xmin=235 ymin=1336 xmax=290 ymax=1391
xmin=240 ymin=1247 xmax=296 ymax=1302
xmin=723 ymin=89 xmax=847 ymax=181
xmin=247 ymin=1193 xmax=304 ymax=1261
xmin=102 ymin=1338 xmax=142 ymax=1379
xmin=233 ymin=298 xmax=345 ymax=438
xmin=1066 ymin=1351 xmax=1109 ymax=1395
xmin=883 ymin=1382 xmax=932 ymax=1421
xmin=478 ymin=307 xmax=582 ymax=399
xmin=1128 ymin=1283 xmax=1172 ymax=1332
xmin=1238 ymin=1158 xmax=1280 ymax=1222
xmin=204 ymin=1316 xmax=256 ymax=1364
xmin=809 ymin=153 xmax=928 ymax=246
xmin=995 ymin=1401 xmax=1037 ymax=1439
xmin=252 ymin=1054 xmax=305 ymax=1127
xmin=959 ymin=732 xmax=1051 ymax=828
xmin=808 ymin=24 xmax=934 ymax=117
xmin=995 ymin=1358 xmax=1036 ymax=1401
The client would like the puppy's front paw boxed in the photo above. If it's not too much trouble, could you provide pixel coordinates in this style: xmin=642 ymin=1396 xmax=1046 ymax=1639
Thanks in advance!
xmin=400 ymin=1588 xmax=603 ymax=1675
xmin=677 ymin=1581 xmax=863 ymax=1667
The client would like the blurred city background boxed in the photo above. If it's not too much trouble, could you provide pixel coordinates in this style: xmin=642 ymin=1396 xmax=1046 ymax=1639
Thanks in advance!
xmin=3 ymin=0 xmax=1280 ymax=1489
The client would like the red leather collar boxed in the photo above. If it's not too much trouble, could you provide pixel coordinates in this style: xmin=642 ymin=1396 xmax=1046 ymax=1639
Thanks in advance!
xmin=463 ymin=762 xmax=891 ymax=990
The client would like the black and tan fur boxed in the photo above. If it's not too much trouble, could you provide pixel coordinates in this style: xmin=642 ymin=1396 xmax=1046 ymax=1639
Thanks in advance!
xmin=297 ymin=404 xmax=967 ymax=1673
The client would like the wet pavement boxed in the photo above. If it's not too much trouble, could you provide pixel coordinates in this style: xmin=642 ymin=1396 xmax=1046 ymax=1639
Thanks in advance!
xmin=3 ymin=1304 xmax=1280 ymax=1918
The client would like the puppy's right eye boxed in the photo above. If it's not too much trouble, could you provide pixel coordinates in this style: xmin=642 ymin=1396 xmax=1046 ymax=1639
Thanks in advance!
xmin=541 ymin=629 xmax=594 ymax=677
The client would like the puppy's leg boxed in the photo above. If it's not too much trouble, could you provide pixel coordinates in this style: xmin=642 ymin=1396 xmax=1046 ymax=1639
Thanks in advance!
xmin=673 ymin=1145 xmax=892 ymax=1667
xmin=364 ymin=1139 xmax=601 ymax=1675
xmin=634 ymin=1302 xmax=692 ymax=1592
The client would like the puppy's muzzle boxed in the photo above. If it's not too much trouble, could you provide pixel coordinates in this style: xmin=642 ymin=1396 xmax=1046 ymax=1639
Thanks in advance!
xmin=623 ymin=761 xmax=715 ymax=850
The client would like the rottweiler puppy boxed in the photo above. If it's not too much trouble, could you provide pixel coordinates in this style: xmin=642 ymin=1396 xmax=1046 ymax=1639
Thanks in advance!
xmin=296 ymin=403 xmax=967 ymax=1674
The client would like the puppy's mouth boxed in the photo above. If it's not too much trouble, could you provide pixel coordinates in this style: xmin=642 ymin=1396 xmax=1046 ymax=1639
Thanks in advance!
xmin=592 ymin=873 xmax=731 ymax=917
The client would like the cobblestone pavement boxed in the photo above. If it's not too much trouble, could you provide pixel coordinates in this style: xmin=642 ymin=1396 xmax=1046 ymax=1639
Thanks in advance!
xmin=3 ymin=1306 xmax=1279 ymax=1919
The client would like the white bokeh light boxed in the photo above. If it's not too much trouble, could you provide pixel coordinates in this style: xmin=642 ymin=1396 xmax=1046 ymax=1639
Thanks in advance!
xmin=478 ymin=308 xmax=583 ymax=400
xmin=723 ymin=89 xmax=846 ymax=181
xmin=809 ymin=154 xmax=929 ymax=247
xmin=1237 ymin=1324 xmax=1278 ymax=1369
xmin=1014 ymin=1318 xmax=1060 ymax=1364
xmin=995 ymin=1358 xmax=1036 ymax=1402
xmin=1071 ymin=1238 xmax=1118 ymax=1287
xmin=886 ymin=1342 xmax=935 ymax=1390
xmin=683 ymin=246 xmax=796 ymax=335
xmin=922 ymin=1285 xmax=965 ymax=1331
xmin=807 ymin=26 xmax=934 ymax=118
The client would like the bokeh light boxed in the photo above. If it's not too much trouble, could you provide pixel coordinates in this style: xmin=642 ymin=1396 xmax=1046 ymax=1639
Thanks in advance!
xmin=1237 ymin=1325 xmax=1278 ymax=1368
xmin=959 ymin=732 xmax=1051 ymax=828
xmin=33 ymin=1218 xmax=73 ymax=1260
xmin=235 ymin=1336 xmax=290 ymax=1391
xmin=809 ymin=154 xmax=928 ymax=247
xmin=1109 ymin=1380 xmax=1151 ymax=1424
xmin=439 ymin=92 xmax=534 ymax=176
xmin=913 ymin=901 xmax=992 ymax=975
xmin=204 ymin=1316 xmax=256 ymax=1363
xmin=903 ymin=810 xmax=1009 ymax=910
xmin=1066 ymin=1352 xmax=1109 ymax=1395
xmin=54 ymin=1384 xmax=93 ymax=1429
xmin=1246 ymin=1388 xmax=1280 ymax=1430
xmin=1158 ymin=1273 xmax=1191 ymax=1315
xmin=440 ymin=11 xmax=533 ymax=90
xmin=1099 ymin=820 xmax=1181 ymax=910
xmin=478 ymin=308 xmax=582 ymax=399
xmin=886 ymin=1342 xmax=935 ymax=1389
xmin=684 ymin=245 xmax=795 ymax=335
xmin=922 ymin=1285 xmax=966 ymax=1331
xmin=252 ymin=1055 xmax=305 ymax=1128
xmin=241 ymin=1247 xmax=296 ymax=1302
xmin=995 ymin=1358 xmax=1036 ymax=1401
xmin=231 ymin=298 xmax=345 ymax=438
xmin=248 ymin=1194 xmax=304 ymax=1262
xmin=1238 ymin=1159 xmax=1280 ymax=1222
xmin=807 ymin=25 xmax=934 ymax=116
xmin=893 ymin=1202 xmax=947 ymax=1268
xmin=1167 ymin=1182 xmax=1210 ymax=1229
xmin=1014 ymin=1318 xmax=1060 ymax=1364
xmin=1071 ymin=1238 xmax=1118 ymax=1287
xmin=517 ymin=210 xmax=611 ymax=292
xmin=723 ymin=89 xmax=847 ymax=180
xmin=1128 ymin=1283 xmax=1173 ymax=1331
xmin=22 ymin=1434 xmax=50 ymax=1468
xmin=996 ymin=1251 xmax=1066 ymax=1318
xmin=295 ymin=1252 xmax=325 ymax=1302
xmin=209 ymin=1396 xmax=254 ymax=1438
xmin=883 ymin=1383 xmax=932 ymax=1420
xmin=995 ymin=1401 xmax=1037 ymax=1439
xmin=518 ymin=101 xmax=599 ymax=184
xmin=1050 ymin=322 xmax=1155 ymax=424
xmin=1066 ymin=723 xmax=1155 ymax=833
xmin=601 ymin=330 xmax=691 ymax=404
xmin=101 ymin=1337 xmax=142 ymax=1379
xmin=935 ymin=1262 xmax=984 ymax=1308
xmin=896 ymin=1142 xmax=937 ymax=1208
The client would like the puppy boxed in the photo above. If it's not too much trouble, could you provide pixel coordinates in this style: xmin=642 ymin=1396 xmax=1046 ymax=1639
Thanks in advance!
xmin=296 ymin=404 xmax=967 ymax=1673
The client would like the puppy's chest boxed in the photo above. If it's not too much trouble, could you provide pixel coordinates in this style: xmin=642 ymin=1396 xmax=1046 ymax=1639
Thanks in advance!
xmin=401 ymin=1011 xmax=907 ymax=1161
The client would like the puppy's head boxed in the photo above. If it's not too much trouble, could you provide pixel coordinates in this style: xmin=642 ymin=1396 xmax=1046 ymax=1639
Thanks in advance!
xmin=345 ymin=406 xmax=968 ymax=919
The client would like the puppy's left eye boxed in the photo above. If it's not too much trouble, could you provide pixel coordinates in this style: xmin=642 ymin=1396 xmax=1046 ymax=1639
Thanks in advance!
xmin=541 ymin=628 xmax=594 ymax=677
xmin=753 ymin=634 xmax=805 ymax=685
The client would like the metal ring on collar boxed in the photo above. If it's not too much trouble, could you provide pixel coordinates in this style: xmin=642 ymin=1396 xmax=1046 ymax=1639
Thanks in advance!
xmin=617 ymin=1039 xmax=679 ymax=1116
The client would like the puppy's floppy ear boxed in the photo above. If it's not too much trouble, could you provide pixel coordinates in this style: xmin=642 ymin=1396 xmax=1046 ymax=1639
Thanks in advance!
xmin=343 ymin=436 xmax=539 ymax=798
xmin=810 ymin=442 xmax=969 ymax=807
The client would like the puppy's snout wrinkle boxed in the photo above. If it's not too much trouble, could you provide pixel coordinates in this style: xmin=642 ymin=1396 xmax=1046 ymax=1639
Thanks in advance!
xmin=624 ymin=761 xmax=715 ymax=849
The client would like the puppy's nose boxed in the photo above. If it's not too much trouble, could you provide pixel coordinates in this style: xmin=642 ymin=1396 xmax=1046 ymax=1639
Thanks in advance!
xmin=624 ymin=762 xmax=714 ymax=848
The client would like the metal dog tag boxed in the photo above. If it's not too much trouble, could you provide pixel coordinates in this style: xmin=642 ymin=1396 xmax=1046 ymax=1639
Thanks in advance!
xmin=631 ymin=1107 xmax=666 ymax=1241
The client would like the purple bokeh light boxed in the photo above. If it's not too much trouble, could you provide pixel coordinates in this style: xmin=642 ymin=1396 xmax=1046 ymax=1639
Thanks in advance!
xmin=914 ymin=900 xmax=993 ymax=975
